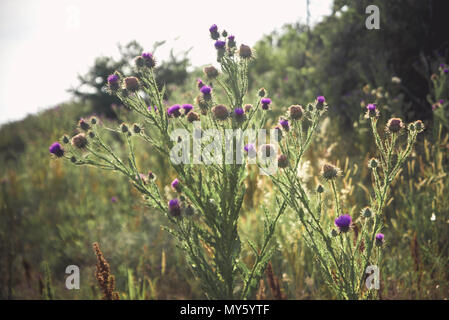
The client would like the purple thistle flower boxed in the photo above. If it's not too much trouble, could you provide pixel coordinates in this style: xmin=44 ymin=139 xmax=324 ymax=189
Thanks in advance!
xmin=142 ymin=52 xmax=153 ymax=60
xmin=209 ymin=24 xmax=218 ymax=33
xmin=444 ymin=68 xmax=449 ymax=74
xmin=261 ymin=98 xmax=271 ymax=110
xmin=214 ymin=40 xmax=226 ymax=49
xmin=111 ymin=197 xmax=117 ymax=203
xmin=366 ymin=103 xmax=376 ymax=111
xmin=279 ymin=119 xmax=290 ymax=131
xmin=182 ymin=104 xmax=193 ymax=114
xmin=439 ymin=99 xmax=444 ymax=104
xmin=49 ymin=142 xmax=64 ymax=158
xmin=200 ymin=85 xmax=212 ymax=95
xmin=171 ymin=178 xmax=181 ymax=192
xmin=107 ymin=74 xmax=119 ymax=83
xmin=334 ymin=214 xmax=352 ymax=233
xmin=107 ymin=74 xmax=119 ymax=90
xmin=375 ymin=233 xmax=385 ymax=246
xmin=317 ymin=96 xmax=325 ymax=104
xmin=197 ymin=78 xmax=205 ymax=89
xmin=234 ymin=108 xmax=244 ymax=116
xmin=168 ymin=198 xmax=181 ymax=217
xmin=228 ymin=35 xmax=235 ymax=41
xmin=167 ymin=104 xmax=181 ymax=118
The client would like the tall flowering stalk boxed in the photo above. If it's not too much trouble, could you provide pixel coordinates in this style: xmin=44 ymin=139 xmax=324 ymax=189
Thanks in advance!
xmin=269 ymin=101 xmax=424 ymax=299
xmin=51 ymin=26 xmax=286 ymax=300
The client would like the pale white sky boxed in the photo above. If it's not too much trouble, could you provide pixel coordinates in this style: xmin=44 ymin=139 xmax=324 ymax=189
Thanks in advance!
xmin=0 ymin=0 xmax=332 ymax=124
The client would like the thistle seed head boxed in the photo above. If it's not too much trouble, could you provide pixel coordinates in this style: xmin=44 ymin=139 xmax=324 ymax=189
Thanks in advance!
xmin=321 ymin=163 xmax=341 ymax=181
xmin=289 ymin=105 xmax=304 ymax=120
xmin=386 ymin=118 xmax=404 ymax=134
xmin=71 ymin=133 xmax=88 ymax=149
xmin=187 ymin=111 xmax=200 ymax=123
xmin=212 ymin=105 xmax=229 ymax=120
xmin=203 ymin=66 xmax=219 ymax=79
xmin=123 ymin=77 xmax=140 ymax=92
xmin=238 ymin=44 xmax=253 ymax=59
xmin=277 ymin=154 xmax=289 ymax=168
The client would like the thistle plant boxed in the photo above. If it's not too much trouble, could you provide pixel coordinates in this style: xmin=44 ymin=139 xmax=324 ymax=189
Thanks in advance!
xmin=49 ymin=26 xmax=287 ymax=300
xmin=269 ymin=101 xmax=424 ymax=299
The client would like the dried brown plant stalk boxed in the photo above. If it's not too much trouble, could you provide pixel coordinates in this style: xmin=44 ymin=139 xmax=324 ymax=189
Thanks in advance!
xmin=265 ymin=262 xmax=286 ymax=300
xmin=93 ymin=242 xmax=120 ymax=300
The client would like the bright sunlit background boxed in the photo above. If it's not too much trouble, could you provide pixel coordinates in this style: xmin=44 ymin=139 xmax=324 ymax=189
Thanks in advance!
xmin=0 ymin=0 xmax=332 ymax=124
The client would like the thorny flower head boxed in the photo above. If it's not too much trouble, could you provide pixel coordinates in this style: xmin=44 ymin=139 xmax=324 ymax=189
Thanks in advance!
xmin=375 ymin=233 xmax=385 ymax=246
xmin=289 ymin=105 xmax=304 ymax=120
xmin=168 ymin=198 xmax=181 ymax=217
xmin=334 ymin=214 xmax=352 ymax=233
xmin=365 ymin=103 xmax=380 ymax=118
xmin=321 ymin=163 xmax=341 ymax=181
xmin=71 ymin=133 xmax=88 ymax=149
xmin=261 ymin=98 xmax=271 ymax=110
xmin=386 ymin=118 xmax=404 ymax=134
xmin=49 ymin=142 xmax=64 ymax=158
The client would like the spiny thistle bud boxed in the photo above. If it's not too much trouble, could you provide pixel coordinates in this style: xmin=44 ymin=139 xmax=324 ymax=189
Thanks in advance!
xmin=261 ymin=98 xmax=271 ymax=110
xmin=49 ymin=142 xmax=64 ymax=158
xmin=212 ymin=104 xmax=229 ymax=120
xmin=365 ymin=103 xmax=379 ymax=118
xmin=244 ymin=104 xmax=253 ymax=113
xmin=375 ymin=233 xmax=384 ymax=246
xmin=134 ymin=56 xmax=145 ymax=68
xmin=413 ymin=120 xmax=424 ymax=133
xmin=316 ymin=96 xmax=326 ymax=111
xmin=244 ymin=143 xmax=257 ymax=159
xmin=331 ymin=229 xmax=339 ymax=237
xmin=88 ymin=131 xmax=95 ymax=139
xmin=368 ymin=158 xmax=379 ymax=169
xmin=132 ymin=123 xmax=141 ymax=134
xmin=142 ymin=52 xmax=156 ymax=68
xmin=227 ymin=35 xmax=236 ymax=48
xmin=171 ymin=178 xmax=181 ymax=192
xmin=258 ymin=88 xmax=266 ymax=97
xmin=277 ymin=154 xmax=289 ymax=168
xmin=90 ymin=116 xmax=97 ymax=125
xmin=71 ymin=133 xmax=88 ymax=149
xmin=107 ymin=74 xmax=120 ymax=91
xmin=316 ymin=184 xmax=324 ymax=193
xmin=209 ymin=24 xmax=220 ymax=40
xmin=148 ymin=171 xmax=155 ymax=180
xmin=430 ymin=73 xmax=438 ymax=81
xmin=187 ymin=111 xmax=200 ymax=123
xmin=321 ymin=163 xmax=341 ymax=181
xmin=222 ymin=30 xmax=228 ymax=37
xmin=167 ymin=105 xmax=182 ymax=118
xmin=289 ymin=105 xmax=304 ymax=120
xmin=168 ymin=198 xmax=181 ymax=217
xmin=78 ymin=118 xmax=90 ymax=131
xmin=62 ymin=135 xmax=70 ymax=144
xmin=70 ymin=156 xmax=77 ymax=163
xmin=334 ymin=214 xmax=352 ymax=233
xmin=120 ymin=123 xmax=129 ymax=133
xmin=196 ymin=95 xmax=209 ymax=115
xmin=203 ymin=66 xmax=219 ymax=79
xmin=386 ymin=118 xmax=404 ymax=134
xmin=361 ymin=207 xmax=373 ymax=218
xmin=123 ymin=77 xmax=140 ymax=92
xmin=307 ymin=103 xmax=314 ymax=112
xmin=279 ymin=118 xmax=290 ymax=131
xmin=238 ymin=44 xmax=253 ymax=59
xmin=184 ymin=204 xmax=194 ymax=216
